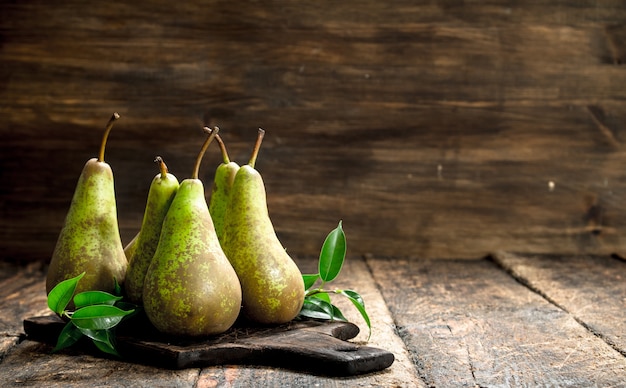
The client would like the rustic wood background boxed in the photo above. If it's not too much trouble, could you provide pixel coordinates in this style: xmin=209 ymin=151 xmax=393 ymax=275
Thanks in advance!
xmin=2 ymin=1 xmax=626 ymax=262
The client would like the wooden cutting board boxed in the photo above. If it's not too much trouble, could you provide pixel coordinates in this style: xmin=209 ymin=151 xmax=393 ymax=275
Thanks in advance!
xmin=23 ymin=315 xmax=394 ymax=376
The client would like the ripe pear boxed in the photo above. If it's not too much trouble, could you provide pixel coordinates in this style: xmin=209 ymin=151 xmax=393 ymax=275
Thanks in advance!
xmin=222 ymin=129 xmax=305 ymax=325
xmin=46 ymin=113 xmax=127 ymax=299
xmin=124 ymin=156 xmax=179 ymax=304
xmin=143 ymin=127 xmax=242 ymax=337
xmin=209 ymin=131 xmax=240 ymax=244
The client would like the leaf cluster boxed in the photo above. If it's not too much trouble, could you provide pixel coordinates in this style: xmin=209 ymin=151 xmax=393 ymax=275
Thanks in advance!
xmin=298 ymin=221 xmax=371 ymax=340
xmin=47 ymin=273 xmax=137 ymax=356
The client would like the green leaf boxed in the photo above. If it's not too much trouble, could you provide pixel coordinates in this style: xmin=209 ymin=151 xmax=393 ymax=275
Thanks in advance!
xmin=114 ymin=301 xmax=139 ymax=312
xmin=70 ymin=305 xmax=135 ymax=330
xmin=299 ymin=297 xmax=335 ymax=320
xmin=340 ymin=290 xmax=371 ymax=339
xmin=318 ymin=221 xmax=346 ymax=283
xmin=52 ymin=321 xmax=83 ymax=352
xmin=73 ymin=291 xmax=122 ymax=309
xmin=311 ymin=292 xmax=331 ymax=303
xmin=302 ymin=274 xmax=319 ymax=290
xmin=330 ymin=304 xmax=348 ymax=322
xmin=78 ymin=328 xmax=120 ymax=357
xmin=92 ymin=338 xmax=120 ymax=357
xmin=311 ymin=293 xmax=349 ymax=321
xmin=341 ymin=289 xmax=365 ymax=307
xmin=47 ymin=272 xmax=85 ymax=315
xmin=113 ymin=277 xmax=122 ymax=297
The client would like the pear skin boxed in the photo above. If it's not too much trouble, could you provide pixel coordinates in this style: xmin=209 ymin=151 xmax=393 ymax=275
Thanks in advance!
xmin=46 ymin=114 xmax=127 ymax=299
xmin=222 ymin=129 xmax=305 ymax=324
xmin=143 ymin=127 xmax=242 ymax=337
xmin=124 ymin=157 xmax=179 ymax=304
xmin=209 ymin=133 xmax=239 ymax=245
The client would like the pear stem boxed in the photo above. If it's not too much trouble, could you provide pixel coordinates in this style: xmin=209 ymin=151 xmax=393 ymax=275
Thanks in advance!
xmin=248 ymin=128 xmax=265 ymax=168
xmin=215 ymin=132 xmax=231 ymax=164
xmin=154 ymin=156 xmax=168 ymax=177
xmin=98 ymin=113 xmax=120 ymax=163
xmin=192 ymin=126 xmax=219 ymax=179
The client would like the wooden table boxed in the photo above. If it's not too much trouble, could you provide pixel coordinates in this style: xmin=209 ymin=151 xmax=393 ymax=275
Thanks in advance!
xmin=1 ymin=253 xmax=624 ymax=387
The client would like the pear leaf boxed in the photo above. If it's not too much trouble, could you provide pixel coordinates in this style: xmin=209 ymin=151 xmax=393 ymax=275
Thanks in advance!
xmin=318 ymin=221 xmax=346 ymax=283
xmin=311 ymin=292 xmax=331 ymax=303
xmin=298 ymin=221 xmax=370 ymax=339
xmin=310 ymin=293 xmax=349 ymax=322
xmin=47 ymin=272 xmax=85 ymax=315
xmin=92 ymin=340 xmax=120 ymax=357
xmin=340 ymin=290 xmax=371 ymax=339
xmin=73 ymin=291 xmax=123 ymax=309
xmin=302 ymin=274 xmax=319 ymax=290
xmin=113 ymin=277 xmax=122 ymax=297
xmin=300 ymin=296 xmax=349 ymax=322
xmin=70 ymin=305 xmax=135 ymax=330
xmin=300 ymin=297 xmax=335 ymax=320
xmin=114 ymin=301 xmax=140 ymax=312
xmin=52 ymin=321 xmax=83 ymax=353
xmin=78 ymin=328 xmax=120 ymax=357
xmin=331 ymin=304 xmax=348 ymax=322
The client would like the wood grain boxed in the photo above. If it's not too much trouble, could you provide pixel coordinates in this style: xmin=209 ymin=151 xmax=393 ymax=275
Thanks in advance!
xmin=366 ymin=256 xmax=626 ymax=387
xmin=0 ymin=258 xmax=421 ymax=387
xmin=23 ymin=315 xmax=394 ymax=376
xmin=2 ymin=256 xmax=626 ymax=386
xmin=0 ymin=262 xmax=49 ymax=336
xmin=1 ymin=341 xmax=201 ymax=388
xmin=3 ymin=1 xmax=626 ymax=261
xmin=492 ymin=252 xmax=626 ymax=356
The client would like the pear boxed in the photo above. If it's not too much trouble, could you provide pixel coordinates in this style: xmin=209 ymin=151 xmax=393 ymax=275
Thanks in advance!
xmin=124 ymin=156 xmax=179 ymax=304
xmin=222 ymin=129 xmax=305 ymax=325
xmin=209 ymin=130 xmax=240 ymax=244
xmin=142 ymin=127 xmax=242 ymax=337
xmin=46 ymin=113 xmax=127 ymax=298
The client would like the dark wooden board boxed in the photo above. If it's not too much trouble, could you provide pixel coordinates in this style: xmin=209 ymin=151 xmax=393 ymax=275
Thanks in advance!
xmin=3 ymin=1 xmax=626 ymax=262
xmin=23 ymin=314 xmax=393 ymax=376
xmin=366 ymin=256 xmax=626 ymax=387
xmin=492 ymin=252 xmax=626 ymax=356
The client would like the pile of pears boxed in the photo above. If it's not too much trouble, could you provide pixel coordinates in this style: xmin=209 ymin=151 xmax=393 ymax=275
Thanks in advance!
xmin=46 ymin=114 xmax=305 ymax=337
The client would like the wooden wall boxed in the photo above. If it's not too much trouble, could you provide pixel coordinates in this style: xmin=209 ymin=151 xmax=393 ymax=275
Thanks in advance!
xmin=2 ymin=1 xmax=626 ymax=262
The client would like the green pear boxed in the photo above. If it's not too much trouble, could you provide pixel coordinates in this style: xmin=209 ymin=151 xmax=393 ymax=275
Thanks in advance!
xmin=143 ymin=127 xmax=242 ymax=337
xmin=124 ymin=156 xmax=179 ymax=304
xmin=209 ymin=130 xmax=239 ymax=244
xmin=46 ymin=113 xmax=127 ymax=299
xmin=222 ymin=129 xmax=305 ymax=325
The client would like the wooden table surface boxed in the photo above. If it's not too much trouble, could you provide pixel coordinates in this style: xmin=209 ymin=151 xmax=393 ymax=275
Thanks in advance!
xmin=0 ymin=253 xmax=624 ymax=387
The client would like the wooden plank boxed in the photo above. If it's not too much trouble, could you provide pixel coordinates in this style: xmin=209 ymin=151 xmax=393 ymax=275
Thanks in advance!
xmin=3 ymin=1 xmax=626 ymax=262
xmin=0 ymin=263 xmax=49 ymax=336
xmin=366 ymin=256 xmax=626 ymax=387
xmin=492 ymin=252 xmax=626 ymax=356
xmin=0 ymin=257 xmax=420 ymax=386
xmin=0 ymin=341 xmax=200 ymax=388
xmin=292 ymin=256 xmax=424 ymax=386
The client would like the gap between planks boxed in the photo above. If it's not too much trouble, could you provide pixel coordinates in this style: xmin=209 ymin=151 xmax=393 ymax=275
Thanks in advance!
xmin=491 ymin=251 xmax=626 ymax=358
xmin=365 ymin=254 xmax=626 ymax=387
